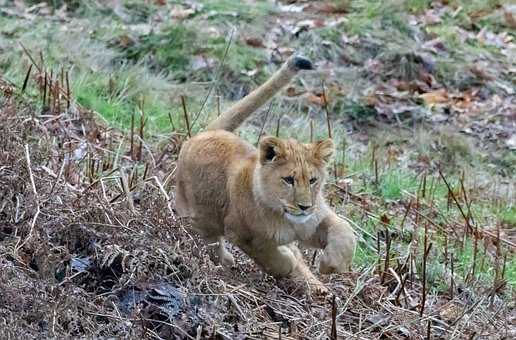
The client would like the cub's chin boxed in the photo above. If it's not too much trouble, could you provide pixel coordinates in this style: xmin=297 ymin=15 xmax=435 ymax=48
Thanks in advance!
xmin=284 ymin=211 xmax=314 ymax=224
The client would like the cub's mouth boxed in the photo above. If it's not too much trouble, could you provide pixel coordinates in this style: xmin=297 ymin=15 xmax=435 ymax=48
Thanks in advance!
xmin=283 ymin=209 xmax=314 ymax=224
xmin=284 ymin=208 xmax=308 ymax=216
xmin=283 ymin=208 xmax=314 ymax=223
xmin=283 ymin=206 xmax=315 ymax=216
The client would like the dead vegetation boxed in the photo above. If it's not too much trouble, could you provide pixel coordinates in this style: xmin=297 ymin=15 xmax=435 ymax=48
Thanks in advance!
xmin=1 ymin=0 xmax=515 ymax=339
xmin=0 ymin=62 xmax=514 ymax=339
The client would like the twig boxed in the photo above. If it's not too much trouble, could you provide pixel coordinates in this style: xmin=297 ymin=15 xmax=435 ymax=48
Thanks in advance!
xmin=255 ymin=100 xmax=274 ymax=146
xmin=321 ymin=81 xmax=337 ymax=178
xmin=65 ymin=70 xmax=70 ymax=110
xmin=119 ymin=167 xmax=136 ymax=214
xmin=438 ymin=169 xmax=473 ymax=234
xmin=400 ymin=200 xmax=412 ymax=233
xmin=449 ymin=252 xmax=454 ymax=299
xmin=21 ymin=64 xmax=32 ymax=94
xmin=275 ymin=115 xmax=281 ymax=137
xmin=130 ymin=111 xmax=135 ymax=160
xmin=167 ymin=111 xmax=176 ymax=131
xmin=381 ymin=226 xmax=391 ymax=285
xmin=138 ymin=99 xmax=146 ymax=161
xmin=190 ymin=29 xmax=234 ymax=129
xmin=181 ymin=95 xmax=191 ymax=138
xmin=19 ymin=42 xmax=42 ymax=73
xmin=330 ymin=295 xmax=337 ymax=340
xmin=309 ymin=119 xmax=314 ymax=143
xmin=15 ymin=145 xmax=40 ymax=252
xmin=420 ymin=222 xmax=431 ymax=316
xmin=42 ymin=71 xmax=47 ymax=108
xmin=228 ymin=294 xmax=248 ymax=322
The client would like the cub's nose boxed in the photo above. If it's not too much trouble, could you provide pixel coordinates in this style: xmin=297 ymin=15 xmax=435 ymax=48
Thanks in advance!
xmin=297 ymin=204 xmax=312 ymax=211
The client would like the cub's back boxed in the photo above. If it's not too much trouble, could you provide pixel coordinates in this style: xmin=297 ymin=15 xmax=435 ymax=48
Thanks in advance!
xmin=175 ymin=130 xmax=255 ymax=218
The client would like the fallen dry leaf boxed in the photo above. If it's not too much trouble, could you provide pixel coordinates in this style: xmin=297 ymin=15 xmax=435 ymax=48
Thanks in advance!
xmin=245 ymin=37 xmax=265 ymax=48
xmin=293 ymin=19 xmax=325 ymax=35
xmin=170 ymin=5 xmax=196 ymax=20
xmin=439 ymin=302 xmax=463 ymax=323
xmin=470 ymin=65 xmax=494 ymax=81
xmin=306 ymin=93 xmax=327 ymax=106
xmin=303 ymin=2 xmax=349 ymax=14
xmin=286 ymin=86 xmax=304 ymax=97
xmin=419 ymin=89 xmax=449 ymax=106
xmin=504 ymin=8 xmax=516 ymax=28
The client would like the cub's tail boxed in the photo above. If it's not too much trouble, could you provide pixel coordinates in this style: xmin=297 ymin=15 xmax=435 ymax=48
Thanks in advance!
xmin=206 ymin=55 xmax=313 ymax=132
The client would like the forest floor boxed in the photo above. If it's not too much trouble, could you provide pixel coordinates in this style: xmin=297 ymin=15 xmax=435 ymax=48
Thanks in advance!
xmin=0 ymin=0 xmax=515 ymax=339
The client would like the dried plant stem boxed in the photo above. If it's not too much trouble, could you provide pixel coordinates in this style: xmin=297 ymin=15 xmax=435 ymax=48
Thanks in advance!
xmin=420 ymin=222 xmax=430 ymax=317
xmin=376 ymin=230 xmax=381 ymax=274
xmin=438 ymin=169 xmax=473 ymax=234
xmin=130 ymin=111 xmax=135 ymax=160
xmin=181 ymin=95 xmax=191 ymax=138
xmin=321 ymin=81 xmax=337 ymax=178
xmin=119 ymin=167 xmax=136 ymax=214
xmin=309 ymin=119 xmax=314 ymax=143
xmin=15 ymin=145 xmax=40 ymax=252
xmin=21 ymin=64 xmax=32 ymax=94
xmin=65 ymin=70 xmax=70 ymax=110
xmin=381 ymin=227 xmax=391 ymax=285
xmin=49 ymin=70 xmax=53 ymax=110
xmin=275 ymin=115 xmax=281 ymax=137
xmin=19 ymin=42 xmax=42 ymax=73
xmin=400 ymin=200 xmax=412 ymax=233
xmin=450 ymin=252 xmax=455 ymax=299
xmin=138 ymin=99 xmax=146 ymax=161
xmin=470 ymin=223 xmax=478 ymax=281
xmin=42 ymin=71 xmax=47 ymax=108
xmin=255 ymin=100 xmax=274 ymax=146
xmin=190 ymin=29 xmax=234 ymax=129
xmin=330 ymin=295 xmax=337 ymax=340
xmin=167 ymin=111 xmax=176 ymax=131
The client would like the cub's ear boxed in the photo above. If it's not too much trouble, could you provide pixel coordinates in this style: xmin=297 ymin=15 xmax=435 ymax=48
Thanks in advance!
xmin=259 ymin=136 xmax=286 ymax=164
xmin=312 ymin=139 xmax=334 ymax=164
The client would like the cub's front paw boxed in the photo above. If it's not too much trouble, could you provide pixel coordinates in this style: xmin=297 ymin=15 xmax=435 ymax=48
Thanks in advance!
xmin=319 ymin=227 xmax=356 ymax=274
xmin=319 ymin=246 xmax=353 ymax=274
xmin=310 ymin=280 xmax=329 ymax=295
xmin=219 ymin=251 xmax=235 ymax=267
xmin=218 ymin=244 xmax=235 ymax=267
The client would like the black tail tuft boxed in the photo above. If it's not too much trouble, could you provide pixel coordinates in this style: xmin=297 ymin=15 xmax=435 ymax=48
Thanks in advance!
xmin=292 ymin=56 xmax=314 ymax=70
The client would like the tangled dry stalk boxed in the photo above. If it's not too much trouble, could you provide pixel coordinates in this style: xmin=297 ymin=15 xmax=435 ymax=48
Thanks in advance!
xmin=0 ymin=66 xmax=514 ymax=339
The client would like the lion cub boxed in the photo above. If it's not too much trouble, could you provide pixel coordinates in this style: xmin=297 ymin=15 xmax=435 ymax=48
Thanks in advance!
xmin=175 ymin=55 xmax=356 ymax=293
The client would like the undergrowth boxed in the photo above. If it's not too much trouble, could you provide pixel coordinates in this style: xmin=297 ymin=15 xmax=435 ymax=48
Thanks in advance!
xmin=1 ymin=0 xmax=513 ymax=287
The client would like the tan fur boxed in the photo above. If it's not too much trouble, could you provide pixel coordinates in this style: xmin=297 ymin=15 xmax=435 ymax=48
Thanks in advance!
xmin=175 ymin=55 xmax=356 ymax=293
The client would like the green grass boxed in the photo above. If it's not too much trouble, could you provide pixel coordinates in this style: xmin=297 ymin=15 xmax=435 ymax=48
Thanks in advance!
xmin=499 ymin=206 xmax=516 ymax=226
xmin=199 ymin=0 xmax=274 ymax=22
xmin=351 ymin=202 xmax=516 ymax=292
xmin=339 ymin=139 xmax=514 ymax=289
xmin=123 ymin=25 xmax=198 ymax=77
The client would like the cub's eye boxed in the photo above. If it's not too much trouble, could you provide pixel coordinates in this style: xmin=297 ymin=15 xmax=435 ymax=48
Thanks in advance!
xmin=309 ymin=177 xmax=317 ymax=185
xmin=282 ymin=176 xmax=295 ymax=185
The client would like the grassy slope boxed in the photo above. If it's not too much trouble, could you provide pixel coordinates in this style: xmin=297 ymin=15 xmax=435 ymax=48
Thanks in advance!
xmin=1 ymin=0 xmax=515 ymax=335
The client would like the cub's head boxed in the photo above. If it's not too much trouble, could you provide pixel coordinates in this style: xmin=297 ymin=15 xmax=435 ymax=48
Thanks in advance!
xmin=254 ymin=136 xmax=334 ymax=224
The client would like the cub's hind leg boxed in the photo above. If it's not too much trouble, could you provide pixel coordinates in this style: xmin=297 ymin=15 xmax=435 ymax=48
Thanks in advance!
xmin=217 ymin=236 xmax=235 ymax=267
xmin=189 ymin=217 xmax=234 ymax=267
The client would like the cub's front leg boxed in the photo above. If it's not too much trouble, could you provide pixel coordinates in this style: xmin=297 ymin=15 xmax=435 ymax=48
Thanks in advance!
xmin=232 ymin=234 xmax=328 ymax=294
xmin=308 ymin=212 xmax=356 ymax=274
